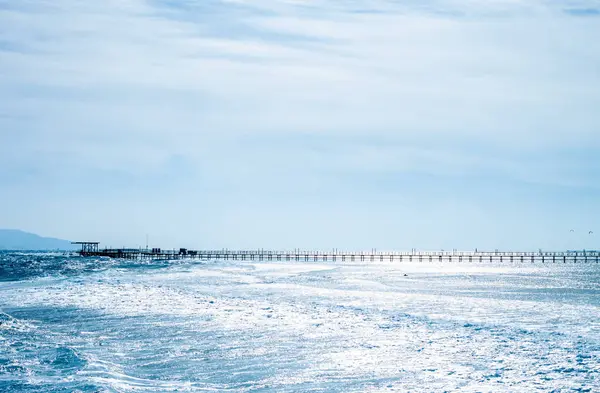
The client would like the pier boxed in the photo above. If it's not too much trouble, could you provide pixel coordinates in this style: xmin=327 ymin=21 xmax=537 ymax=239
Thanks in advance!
xmin=73 ymin=243 xmax=600 ymax=263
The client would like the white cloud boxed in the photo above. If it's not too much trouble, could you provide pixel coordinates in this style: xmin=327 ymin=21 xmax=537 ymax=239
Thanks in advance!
xmin=1 ymin=0 xmax=599 ymax=247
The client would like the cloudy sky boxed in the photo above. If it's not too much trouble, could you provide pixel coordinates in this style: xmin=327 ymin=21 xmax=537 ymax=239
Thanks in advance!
xmin=1 ymin=0 xmax=599 ymax=251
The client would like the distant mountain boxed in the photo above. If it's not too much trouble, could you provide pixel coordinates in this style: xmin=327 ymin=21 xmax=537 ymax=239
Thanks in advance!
xmin=0 ymin=229 xmax=78 ymax=251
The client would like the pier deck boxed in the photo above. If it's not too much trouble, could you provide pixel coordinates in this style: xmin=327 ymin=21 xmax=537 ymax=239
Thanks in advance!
xmin=73 ymin=244 xmax=600 ymax=263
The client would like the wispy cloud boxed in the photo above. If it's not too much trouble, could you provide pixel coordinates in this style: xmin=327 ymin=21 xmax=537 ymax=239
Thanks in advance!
xmin=1 ymin=0 xmax=599 ymax=249
xmin=564 ymin=7 xmax=600 ymax=16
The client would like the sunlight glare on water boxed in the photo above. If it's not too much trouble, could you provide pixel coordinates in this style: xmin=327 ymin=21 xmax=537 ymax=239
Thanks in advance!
xmin=1 ymin=252 xmax=600 ymax=392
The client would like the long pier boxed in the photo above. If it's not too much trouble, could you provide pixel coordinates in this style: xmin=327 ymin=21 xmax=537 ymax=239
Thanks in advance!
xmin=73 ymin=243 xmax=600 ymax=263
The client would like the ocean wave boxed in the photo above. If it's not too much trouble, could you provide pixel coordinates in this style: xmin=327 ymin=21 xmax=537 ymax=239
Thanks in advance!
xmin=0 ymin=251 xmax=202 ymax=282
xmin=1 ymin=253 xmax=600 ymax=391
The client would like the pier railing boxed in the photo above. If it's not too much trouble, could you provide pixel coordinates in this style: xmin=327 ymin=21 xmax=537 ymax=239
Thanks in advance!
xmin=76 ymin=247 xmax=600 ymax=263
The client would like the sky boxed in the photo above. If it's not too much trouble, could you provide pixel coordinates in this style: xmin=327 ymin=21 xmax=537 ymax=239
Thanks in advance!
xmin=1 ymin=0 xmax=599 ymax=251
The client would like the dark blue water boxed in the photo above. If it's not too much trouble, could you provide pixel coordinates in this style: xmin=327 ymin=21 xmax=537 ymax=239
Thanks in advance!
xmin=1 ymin=251 xmax=600 ymax=392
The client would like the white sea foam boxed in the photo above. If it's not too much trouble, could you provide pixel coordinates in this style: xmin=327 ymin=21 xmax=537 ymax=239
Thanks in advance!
xmin=2 ymin=258 xmax=599 ymax=392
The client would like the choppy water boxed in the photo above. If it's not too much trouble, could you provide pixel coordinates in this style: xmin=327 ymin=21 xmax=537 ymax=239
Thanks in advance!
xmin=1 ymin=252 xmax=600 ymax=392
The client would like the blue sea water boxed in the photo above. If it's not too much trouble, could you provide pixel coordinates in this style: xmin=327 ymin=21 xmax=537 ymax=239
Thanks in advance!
xmin=1 ymin=252 xmax=599 ymax=392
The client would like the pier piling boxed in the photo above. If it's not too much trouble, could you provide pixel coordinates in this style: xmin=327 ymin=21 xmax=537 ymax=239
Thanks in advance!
xmin=72 ymin=243 xmax=599 ymax=265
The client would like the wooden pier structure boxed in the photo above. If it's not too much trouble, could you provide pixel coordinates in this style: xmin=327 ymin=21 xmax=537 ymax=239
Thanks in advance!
xmin=73 ymin=243 xmax=600 ymax=263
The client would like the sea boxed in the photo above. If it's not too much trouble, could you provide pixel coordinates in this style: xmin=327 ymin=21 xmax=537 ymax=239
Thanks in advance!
xmin=1 ymin=252 xmax=599 ymax=392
